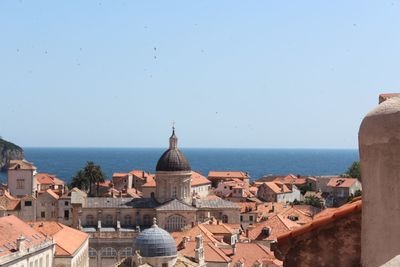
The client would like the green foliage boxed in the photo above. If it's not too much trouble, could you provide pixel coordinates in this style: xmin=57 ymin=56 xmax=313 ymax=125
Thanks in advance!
xmin=347 ymin=189 xmax=362 ymax=202
xmin=304 ymin=195 xmax=324 ymax=209
xmin=297 ymin=184 xmax=313 ymax=195
xmin=70 ymin=161 xmax=106 ymax=196
xmin=341 ymin=161 xmax=361 ymax=182
xmin=0 ymin=138 xmax=23 ymax=151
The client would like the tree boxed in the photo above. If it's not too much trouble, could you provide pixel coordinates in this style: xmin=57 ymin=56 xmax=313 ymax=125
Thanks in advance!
xmin=341 ymin=161 xmax=361 ymax=182
xmin=70 ymin=161 xmax=106 ymax=196
xmin=304 ymin=195 xmax=324 ymax=209
xmin=70 ymin=170 xmax=89 ymax=191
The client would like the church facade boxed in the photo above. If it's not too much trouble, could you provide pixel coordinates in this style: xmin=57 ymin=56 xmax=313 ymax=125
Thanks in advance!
xmin=70 ymin=129 xmax=240 ymax=266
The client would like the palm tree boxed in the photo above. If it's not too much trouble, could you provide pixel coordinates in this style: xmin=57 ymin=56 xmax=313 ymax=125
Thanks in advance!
xmin=83 ymin=161 xmax=106 ymax=197
xmin=70 ymin=169 xmax=89 ymax=191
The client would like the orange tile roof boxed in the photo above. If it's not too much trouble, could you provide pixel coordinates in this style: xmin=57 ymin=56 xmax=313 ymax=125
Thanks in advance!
xmin=30 ymin=221 xmax=89 ymax=257
xmin=208 ymin=171 xmax=249 ymax=179
xmin=173 ymin=224 xmax=221 ymax=246
xmin=245 ymin=214 xmax=300 ymax=241
xmin=44 ymin=189 xmax=60 ymax=200
xmin=180 ymin=241 xmax=231 ymax=263
xmin=141 ymin=175 xmax=156 ymax=188
xmin=191 ymin=171 xmax=211 ymax=186
xmin=327 ymin=178 xmax=357 ymax=188
xmin=35 ymin=173 xmax=65 ymax=186
xmin=0 ymin=191 xmax=21 ymax=210
xmin=223 ymin=243 xmax=280 ymax=266
xmin=8 ymin=160 xmax=36 ymax=170
xmin=278 ymin=206 xmax=314 ymax=225
xmin=273 ymin=174 xmax=307 ymax=185
xmin=126 ymin=188 xmax=143 ymax=198
xmin=277 ymin=198 xmax=362 ymax=243
xmin=203 ymin=224 xmax=235 ymax=235
xmin=130 ymin=170 xmax=154 ymax=181
xmin=263 ymin=182 xmax=292 ymax=194
xmin=0 ymin=215 xmax=49 ymax=257
xmin=112 ymin=172 xmax=129 ymax=178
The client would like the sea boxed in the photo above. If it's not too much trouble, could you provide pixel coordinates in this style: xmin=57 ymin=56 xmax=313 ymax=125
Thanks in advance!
xmin=0 ymin=148 xmax=359 ymax=184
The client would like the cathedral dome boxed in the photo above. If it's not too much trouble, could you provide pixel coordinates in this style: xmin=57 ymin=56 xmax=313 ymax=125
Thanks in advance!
xmin=155 ymin=128 xmax=191 ymax=172
xmin=133 ymin=219 xmax=177 ymax=258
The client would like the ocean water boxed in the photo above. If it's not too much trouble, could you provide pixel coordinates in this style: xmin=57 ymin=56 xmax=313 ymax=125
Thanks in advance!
xmin=0 ymin=148 xmax=359 ymax=183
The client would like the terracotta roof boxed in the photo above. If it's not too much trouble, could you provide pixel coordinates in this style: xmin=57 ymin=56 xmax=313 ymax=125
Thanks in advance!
xmin=327 ymin=178 xmax=357 ymax=188
xmin=141 ymin=175 xmax=156 ymax=188
xmin=35 ymin=173 xmax=64 ymax=186
xmin=126 ymin=188 xmax=143 ymax=198
xmin=208 ymin=171 xmax=250 ymax=179
xmin=203 ymin=224 xmax=235 ymax=235
xmin=130 ymin=170 xmax=153 ymax=181
xmin=0 ymin=191 xmax=21 ymax=210
xmin=245 ymin=214 xmax=300 ymax=241
xmin=263 ymin=182 xmax=292 ymax=194
xmin=172 ymin=224 xmax=220 ymax=246
xmin=112 ymin=173 xmax=129 ymax=178
xmin=277 ymin=199 xmax=362 ymax=243
xmin=191 ymin=171 xmax=211 ymax=186
xmin=0 ymin=215 xmax=49 ymax=257
xmin=44 ymin=189 xmax=60 ymax=200
xmin=223 ymin=243 xmax=280 ymax=266
xmin=180 ymin=241 xmax=231 ymax=263
xmin=273 ymin=174 xmax=306 ymax=185
xmin=278 ymin=206 xmax=314 ymax=225
xmin=30 ymin=221 xmax=89 ymax=257
xmin=8 ymin=160 xmax=36 ymax=170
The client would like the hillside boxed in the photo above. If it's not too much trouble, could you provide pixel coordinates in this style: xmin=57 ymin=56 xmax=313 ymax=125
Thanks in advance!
xmin=0 ymin=138 xmax=24 ymax=171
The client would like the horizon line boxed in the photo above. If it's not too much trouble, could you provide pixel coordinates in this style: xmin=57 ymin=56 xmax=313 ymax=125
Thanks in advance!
xmin=22 ymin=146 xmax=359 ymax=150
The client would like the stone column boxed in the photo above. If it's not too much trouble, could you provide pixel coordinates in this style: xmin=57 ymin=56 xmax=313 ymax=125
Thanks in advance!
xmin=359 ymin=96 xmax=400 ymax=267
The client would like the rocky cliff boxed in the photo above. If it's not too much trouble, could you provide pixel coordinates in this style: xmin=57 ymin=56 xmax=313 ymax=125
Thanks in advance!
xmin=0 ymin=138 xmax=24 ymax=171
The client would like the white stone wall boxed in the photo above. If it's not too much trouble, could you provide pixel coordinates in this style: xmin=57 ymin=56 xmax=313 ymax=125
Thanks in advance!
xmin=0 ymin=241 xmax=54 ymax=267
xmin=191 ymin=184 xmax=210 ymax=198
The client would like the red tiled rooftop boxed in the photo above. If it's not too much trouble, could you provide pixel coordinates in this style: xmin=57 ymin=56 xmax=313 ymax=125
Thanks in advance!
xmin=208 ymin=171 xmax=249 ymax=179
xmin=327 ymin=177 xmax=357 ymax=188
xmin=112 ymin=172 xmax=129 ymax=178
xmin=30 ymin=221 xmax=89 ymax=256
xmin=35 ymin=173 xmax=64 ymax=186
xmin=0 ymin=216 xmax=49 ymax=257
xmin=277 ymin=198 xmax=362 ymax=243
xmin=191 ymin=171 xmax=212 ymax=186
xmin=263 ymin=182 xmax=292 ymax=194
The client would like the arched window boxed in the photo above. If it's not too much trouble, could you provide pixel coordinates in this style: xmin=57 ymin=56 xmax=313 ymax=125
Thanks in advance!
xmin=86 ymin=215 xmax=94 ymax=226
xmin=119 ymin=247 xmax=133 ymax=257
xmin=222 ymin=215 xmax=228 ymax=223
xmin=143 ymin=215 xmax=151 ymax=226
xmin=105 ymin=214 xmax=113 ymax=226
xmin=124 ymin=215 xmax=132 ymax=227
xmin=165 ymin=215 xmax=186 ymax=232
xmin=101 ymin=247 xmax=117 ymax=258
xmin=89 ymin=248 xmax=97 ymax=258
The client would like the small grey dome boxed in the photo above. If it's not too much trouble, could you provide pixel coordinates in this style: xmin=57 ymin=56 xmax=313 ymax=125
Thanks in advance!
xmin=133 ymin=220 xmax=177 ymax=257
xmin=156 ymin=128 xmax=191 ymax=172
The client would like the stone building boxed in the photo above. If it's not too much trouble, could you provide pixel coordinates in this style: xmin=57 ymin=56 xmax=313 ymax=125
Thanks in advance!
xmin=257 ymin=182 xmax=301 ymax=203
xmin=7 ymin=160 xmax=37 ymax=197
xmin=70 ymin=129 xmax=240 ymax=267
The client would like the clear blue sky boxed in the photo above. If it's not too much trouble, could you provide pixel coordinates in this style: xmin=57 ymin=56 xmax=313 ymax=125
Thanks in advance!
xmin=1 ymin=1 xmax=399 ymax=148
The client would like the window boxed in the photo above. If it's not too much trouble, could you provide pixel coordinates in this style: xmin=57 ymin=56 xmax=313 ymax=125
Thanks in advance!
xmin=41 ymin=211 xmax=45 ymax=218
xmin=172 ymin=186 xmax=177 ymax=198
xmin=120 ymin=247 xmax=133 ymax=257
xmin=240 ymin=215 xmax=243 ymax=222
xmin=162 ymin=264 xmax=168 ymax=267
xmin=89 ymin=247 xmax=97 ymax=258
xmin=101 ymin=247 xmax=117 ymax=257
xmin=165 ymin=215 xmax=186 ymax=232
xmin=64 ymin=210 xmax=69 ymax=219
xmin=105 ymin=214 xmax=113 ymax=226
xmin=249 ymin=215 xmax=254 ymax=221
xmin=86 ymin=215 xmax=94 ymax=226
xmin=25 ymin=201 xmax=32 ymax=207
xmin=222 ymin=215 xmax=228 ymax=223
xmin=51 ymin=202 xmax=56 ymax=206
xmin=64 ymin=201 xmax=69 ymax=206
xmin=41 ymin=202 xmax=45 ymax=207
xmin=143 ymin=215 xmax=151 ymax=226
xmin=124 ymin=215 xmax=132 ymax=226
xmin=17 ymin=179 xmax=24 ymax=189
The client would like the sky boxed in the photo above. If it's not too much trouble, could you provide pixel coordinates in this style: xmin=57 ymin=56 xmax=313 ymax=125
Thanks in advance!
xmin=0 ymin=1 xmax=399 ymax=149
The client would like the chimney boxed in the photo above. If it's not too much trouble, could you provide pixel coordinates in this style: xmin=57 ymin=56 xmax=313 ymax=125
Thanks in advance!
xmin=182 ymin=236 xmax=189 ymax=248
xmin=17 ymin=235 xmax=26 ymax=252
xmin=195 ymin=235 xmax=205 ymax=266
xmin=232 ymin=243 xmax=237 ymax=255
xmin=217 ymin=220 xmax=220 ymax=225
xmin=246 ymin=229 xmax=249 ymax=238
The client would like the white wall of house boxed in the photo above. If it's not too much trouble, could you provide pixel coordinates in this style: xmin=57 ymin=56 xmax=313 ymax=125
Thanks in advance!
xmin=191 ymin=184 xmax=210 ymax=197
xmin=0 ymin=241 xmax=54 ymax=267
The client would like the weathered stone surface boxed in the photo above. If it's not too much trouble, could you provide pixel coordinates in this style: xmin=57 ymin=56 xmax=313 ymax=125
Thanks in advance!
xmin=359 ymin=96 xmax=400 ymax=267
xmin=0 ymin=138 xmax=24 ymax=172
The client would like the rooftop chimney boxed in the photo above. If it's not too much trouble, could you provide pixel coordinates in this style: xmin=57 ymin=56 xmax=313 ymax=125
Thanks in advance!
xmin=17 ymin=235 xmax=26 ymax=252
xmin=195 ymin=235 xmax=205 ymax=266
